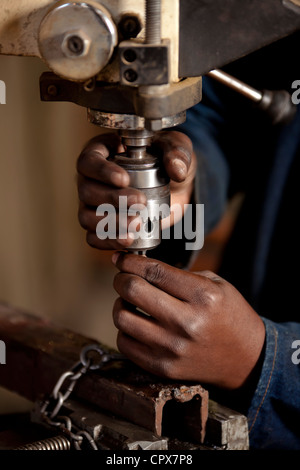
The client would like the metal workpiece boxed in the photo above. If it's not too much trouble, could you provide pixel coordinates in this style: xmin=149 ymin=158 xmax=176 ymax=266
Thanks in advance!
xmin=38 ymin=1 xmax=118 ymax=81
xmin=89 ymin=104 xmax=173 ymax=254
xmin=30 ymin=398 xmax=249 ymax=450
xmin=0 ymin=305 xmax=208 ymax=444
xmin=118 ymin=129 xmax=154 ymax=149
xmin=205 ymin=401 xmax=249 ymax=450
xmin=109 ymin=129 xmax=170 ymax=253
xmin=0 ymin=305 xmax=250 ymax=450
xmin=32 ymin=399 xmax=169 ymax=450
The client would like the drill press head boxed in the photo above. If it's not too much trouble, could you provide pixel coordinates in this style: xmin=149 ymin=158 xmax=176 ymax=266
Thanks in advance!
xmin=37 ymin=0 xmax=202 ymax=254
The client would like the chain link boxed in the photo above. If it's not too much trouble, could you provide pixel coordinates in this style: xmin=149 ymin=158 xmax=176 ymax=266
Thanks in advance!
xmin=39 ymin=344 xmax=126 ymax=450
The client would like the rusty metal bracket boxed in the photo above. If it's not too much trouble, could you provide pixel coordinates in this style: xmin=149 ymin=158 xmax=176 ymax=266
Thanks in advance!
xmin=39 ymin=72 xmax=202 ymax=121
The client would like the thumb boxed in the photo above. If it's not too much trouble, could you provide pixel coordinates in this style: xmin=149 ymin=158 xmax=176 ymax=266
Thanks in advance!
xmin=152 ymin=131 xmax=193 ymax=183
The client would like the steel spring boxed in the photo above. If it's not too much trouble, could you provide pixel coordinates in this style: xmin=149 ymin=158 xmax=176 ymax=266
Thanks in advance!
xmin=15 ymin=435 xmax=71 ymax=450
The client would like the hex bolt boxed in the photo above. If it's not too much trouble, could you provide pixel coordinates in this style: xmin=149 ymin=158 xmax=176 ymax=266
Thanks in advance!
xmin=67 ymin=35 xmax=84 ymax=55
xmin=47 ymin=85 xmax=58 ymax=97
xmin=124 ymin=69 xmax=138 ymax=82
xmin=119 ymin=15 xmax=142 ymax=39
xmin=61 ymin=32 xmax=91 ymax=59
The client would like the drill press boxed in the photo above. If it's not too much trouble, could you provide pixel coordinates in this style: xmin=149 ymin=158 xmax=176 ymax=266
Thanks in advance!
xmin=37 ymin=0 xmax=202 ymax=255
xmin=1 ymin=0 xmax=298 ymax=255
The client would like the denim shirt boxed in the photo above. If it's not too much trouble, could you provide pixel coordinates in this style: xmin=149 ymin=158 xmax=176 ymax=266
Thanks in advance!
xmin=177 ymin=77 xmax=300 ymax=449
xmin=248 ymin=319 xmax=300 ymax=449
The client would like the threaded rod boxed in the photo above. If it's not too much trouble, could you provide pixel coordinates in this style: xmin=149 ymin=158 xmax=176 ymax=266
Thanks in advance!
xmin=145 ymin=0 xmax=161 ymax=44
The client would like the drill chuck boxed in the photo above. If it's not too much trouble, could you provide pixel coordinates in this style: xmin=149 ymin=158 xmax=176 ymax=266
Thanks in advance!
xmin=110 ymin=130 xmax=170 ymax=254
xmin=111 ymin=151 xmax=170 ymax=254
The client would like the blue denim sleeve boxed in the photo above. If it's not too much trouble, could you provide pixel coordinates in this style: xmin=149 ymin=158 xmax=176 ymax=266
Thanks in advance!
xmin=176 ymin=78 xmax=230 ymax=234
xmin=247 ymin=319 xmax=300 ymax=449
xmin=177 ymin=81 xmax=300 ymax=449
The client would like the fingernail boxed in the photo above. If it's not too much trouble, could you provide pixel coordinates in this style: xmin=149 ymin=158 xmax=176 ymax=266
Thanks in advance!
xmin=112 ymin=252 xmax=121 ymax=265
xmin=172 ymin=159 xmax=187 ymax=178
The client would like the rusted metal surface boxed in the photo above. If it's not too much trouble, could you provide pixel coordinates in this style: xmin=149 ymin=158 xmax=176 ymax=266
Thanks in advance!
xmin=0 ymin=303 xmax=208 ymax=443
xmin=0 ymin=401 xmax=250 ymax=450
xmin=40 ymin=72 xmax=202 ymax=120
xmin=32 ymin=399 xmax=169 ymax=450
xmin=206 ymin=401 xmax=249 ymax=450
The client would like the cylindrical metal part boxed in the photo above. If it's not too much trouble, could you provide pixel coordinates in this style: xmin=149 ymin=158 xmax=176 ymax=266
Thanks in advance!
xmin=208 ymin=69 xmax=262 ymax=103
xmin=121 ymin=129 xmax=153 ymax=150
xmin=145 ymin=0 xmax=161 ymax=45
xmin=87 ymin=110 xmax=186 ymax=132
xmin=110 ymin=148 xmax=170 ymax=253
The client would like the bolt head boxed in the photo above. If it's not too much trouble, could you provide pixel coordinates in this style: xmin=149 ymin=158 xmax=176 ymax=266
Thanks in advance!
xmin=119 ymin=15 xmax=142 ymax=39
xmin=124 ymin=69 xmax=138 ymax=83
xmin=61 ymin=31 xmax=91 ymax=58
xmin=47 ymin=84 xmax=58 ymax=97
xmin=145 ymin=119 xmax=163 ymax=132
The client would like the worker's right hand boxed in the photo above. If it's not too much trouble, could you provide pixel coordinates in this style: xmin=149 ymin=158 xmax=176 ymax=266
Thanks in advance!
xmin=76 ymin=131 xmax=196 ymax=251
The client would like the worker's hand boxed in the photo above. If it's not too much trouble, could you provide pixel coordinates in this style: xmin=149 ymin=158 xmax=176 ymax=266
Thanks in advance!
xmin=112 ymin=252 xmax=266 ymax=390
xmin=76 ymin=131 xmax=196 ymax=250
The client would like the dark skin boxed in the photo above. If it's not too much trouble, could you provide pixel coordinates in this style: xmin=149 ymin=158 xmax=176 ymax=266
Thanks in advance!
xmin=77 ymin=131 xmax=196 ymax=248
xmin=77 ymin=131 xmax=266 ymax=391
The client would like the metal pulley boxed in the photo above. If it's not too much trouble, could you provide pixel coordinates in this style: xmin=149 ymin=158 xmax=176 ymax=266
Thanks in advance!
xmin=38 ymin=0 xmax=118 ymax=81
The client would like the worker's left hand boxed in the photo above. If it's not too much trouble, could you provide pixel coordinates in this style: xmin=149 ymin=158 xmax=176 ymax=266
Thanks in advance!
xmin=112 ymin=252 xmax=266 ymax=390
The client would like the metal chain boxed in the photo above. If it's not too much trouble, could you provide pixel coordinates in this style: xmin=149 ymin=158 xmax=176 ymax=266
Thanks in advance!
xmin=39 ymin=344 xmax=126 ymax=450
